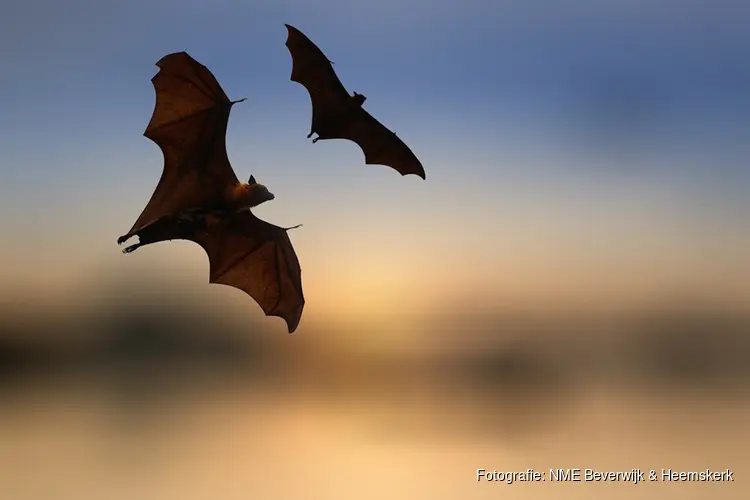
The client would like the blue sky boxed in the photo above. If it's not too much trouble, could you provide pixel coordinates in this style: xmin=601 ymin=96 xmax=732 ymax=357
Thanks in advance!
xmin=1 ymin=0 xmax=748 ymax=334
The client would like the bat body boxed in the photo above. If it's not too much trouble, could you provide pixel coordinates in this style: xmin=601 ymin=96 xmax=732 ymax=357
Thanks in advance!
xmin=118 ymin=51 xmax=304 ymax=333
xmin=284 ymin=24 xmax=426 ymax=179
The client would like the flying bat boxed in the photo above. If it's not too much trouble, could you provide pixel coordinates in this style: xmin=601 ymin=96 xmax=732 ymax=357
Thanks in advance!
xmin=284 ymin=24 xmax=426 ymax=179
xmin=117 ymin=51 xmax=304 ymax=333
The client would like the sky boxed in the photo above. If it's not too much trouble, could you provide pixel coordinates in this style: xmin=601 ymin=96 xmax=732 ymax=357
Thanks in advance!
xmin=1 ymin=0 xmax=749 ymax=338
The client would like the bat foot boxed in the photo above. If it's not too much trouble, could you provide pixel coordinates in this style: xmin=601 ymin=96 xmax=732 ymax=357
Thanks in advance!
xmin=307 ymin=131 xmax=322 ymax=143
xmin=122 ymin=243 xmax=140 ymax=254
xmin=117 ymin=234 xmax=130 ymax=245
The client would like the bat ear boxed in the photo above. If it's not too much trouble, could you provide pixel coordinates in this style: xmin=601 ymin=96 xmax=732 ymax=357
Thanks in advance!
xmin=352 ymin=92 xmax=367 ymax=106
xmin=248 ymin=175 xmax=256 ymax=184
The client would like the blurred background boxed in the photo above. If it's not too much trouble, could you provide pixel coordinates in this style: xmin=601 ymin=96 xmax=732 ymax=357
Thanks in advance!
xmin=1 ymin=0 xmax=749 ymax=498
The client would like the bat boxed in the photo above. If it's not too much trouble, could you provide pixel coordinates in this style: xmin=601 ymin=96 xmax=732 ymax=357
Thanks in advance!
xmin=284 ymin=24 xmax=426 ymax=180
xmin=117 ymin=51 xmax=305 ymax=333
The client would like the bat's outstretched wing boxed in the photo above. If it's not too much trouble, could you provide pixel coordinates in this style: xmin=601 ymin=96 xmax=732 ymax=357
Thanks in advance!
xmin=125 ymin=52 xmax=244 ymax=239
xmin=284 ymin=24 xmax=351 ymax=133
xmin=337 ymin=108 xmax=425 ymax=179
xmin=195 ymin=210 xmax=304 ymax=333
xmin=123 ymin=210 xmax=305 ymax=333
xmin=284 ymin=24 xmax=426 ymax=179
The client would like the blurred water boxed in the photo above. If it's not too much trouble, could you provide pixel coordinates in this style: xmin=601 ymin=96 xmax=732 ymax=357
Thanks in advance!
xmin=2 ymin=374 xmax=747 ymax=499
xmin=0 ymin=278 xmax=747 ymax=499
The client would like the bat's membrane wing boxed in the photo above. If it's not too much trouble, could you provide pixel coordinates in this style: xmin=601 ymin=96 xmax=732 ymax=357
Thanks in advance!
xmin=126 ymin=52 xmax=241 ymax=236
xmin=123 ymin=209 xmax=305 ymax=333
xmin=191 ymin=210 xmax=305 ymax=334
xmin=338 ymin=108 xmax=426 ymax=179
xmin=284 ymin=24 xmax=352 ymax=135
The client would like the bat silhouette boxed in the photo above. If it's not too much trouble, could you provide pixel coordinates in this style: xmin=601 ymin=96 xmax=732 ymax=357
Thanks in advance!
xmin=117 ymin=52 xmax=304 ymax=333
xmin=284 ymin=24 xmax=426 ymax=179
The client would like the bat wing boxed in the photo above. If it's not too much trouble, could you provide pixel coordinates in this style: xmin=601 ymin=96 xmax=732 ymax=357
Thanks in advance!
xmin=284 ymin=24 xmax=352 ymax=136
xmin=194 ymin=210 xmax=305 ymax=333
xmin=339 ymin=108 xmax=426 ymax=179
xmin=126 ymin=52 xmax=242 ymax=237
xmin=124 ymin=209 xmax=305 ymax=333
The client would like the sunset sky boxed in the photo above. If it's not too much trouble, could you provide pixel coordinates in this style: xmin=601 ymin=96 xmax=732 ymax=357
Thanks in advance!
xmin=2 ymin=0 xmax=749 ymax=336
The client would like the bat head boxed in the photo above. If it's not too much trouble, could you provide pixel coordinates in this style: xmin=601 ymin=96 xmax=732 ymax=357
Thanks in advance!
xmin=241 ymin=176 xmax=275 ymax=207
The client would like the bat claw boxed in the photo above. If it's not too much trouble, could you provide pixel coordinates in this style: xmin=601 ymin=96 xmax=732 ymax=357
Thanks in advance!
xmin=122 ymin=243 xmax=140 ymax=254
xmin=312 ymin=137 xmax=319 ymax=144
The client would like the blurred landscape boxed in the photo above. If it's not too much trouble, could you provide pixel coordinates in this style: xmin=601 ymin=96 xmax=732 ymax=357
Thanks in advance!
xmin=1 ymin=265 xmax=748 ymax=499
